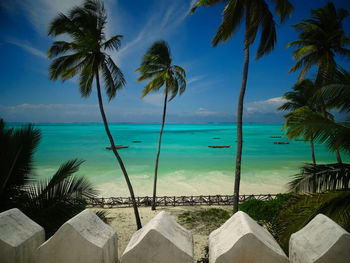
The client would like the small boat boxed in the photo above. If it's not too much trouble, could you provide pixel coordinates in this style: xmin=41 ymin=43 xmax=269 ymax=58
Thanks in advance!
xmin=132 ymin=140 xmax=142 ymax=143
xmin=106 ymin=145 xmax=129 ymax=150
xmin=273 ymin=142 xmax=289 ymax=145
xmin=270 ymin=136 xmax=282 ymax=138
xmin=208 ymin=145 xmax=231 ymax=148
xmin=213 ymin=137 xmax=220 ymax=139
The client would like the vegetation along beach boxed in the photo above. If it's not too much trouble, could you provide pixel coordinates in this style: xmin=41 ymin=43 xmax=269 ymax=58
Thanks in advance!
xmin=1 ymin=0 xmax=350 ymax=262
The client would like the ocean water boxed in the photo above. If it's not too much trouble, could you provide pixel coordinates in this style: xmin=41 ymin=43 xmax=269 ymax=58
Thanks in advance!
xmin=9 ymin=123 xmax=348 ymax=196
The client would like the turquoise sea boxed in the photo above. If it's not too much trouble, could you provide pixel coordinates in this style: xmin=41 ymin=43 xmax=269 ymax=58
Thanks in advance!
xmin=9 ymin=123 xmax=348 ymax=196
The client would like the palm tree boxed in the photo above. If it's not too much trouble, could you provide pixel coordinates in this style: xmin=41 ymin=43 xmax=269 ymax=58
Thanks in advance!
xmin=286 ymin=2 xmax=350 ymax=83
xmin=47 ymin=0 xmax=141 ymax=229
xmin=136 ymin=40 xmax=186 ymax=210
xmin=191 ymin=0 xmax=293 ymax=212
xmin=278 ymin=79 xmax=319 ymax=165
xmin=286 ymin=2 xmax=350 ymax=164
xmin=0 ymin=120 xmax=98 ymax=237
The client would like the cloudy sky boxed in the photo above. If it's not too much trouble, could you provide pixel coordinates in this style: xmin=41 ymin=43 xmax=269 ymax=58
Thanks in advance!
xmin=0 ymin=0 xmax=349 ymax=123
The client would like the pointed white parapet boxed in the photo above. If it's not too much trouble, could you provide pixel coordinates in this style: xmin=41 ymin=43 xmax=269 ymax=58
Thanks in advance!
xmin=289 ymin=214 xmax=350 ymax=263
xmin=121 ymin=211 xmax=193 ymax=263
xmin=36 ymin=209 xmax=118 ymax=263
xmin=209 ymin=211 xmax=288 ymax=263
xmin=0 ymin=208 xmax=45 ymax=263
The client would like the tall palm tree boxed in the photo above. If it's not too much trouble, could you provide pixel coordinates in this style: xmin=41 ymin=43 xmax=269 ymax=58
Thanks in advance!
xmin=279 ymin=79 xmax=319 ymax=164
xmin=47 ymin=0 xmax=142 ymax=229
xmin=191 ymin=0 xmax=293 ymax=212
xmin=286 ymin=2 xmax=350 ymax=164
xmin=136 ymin=40 xmax=186 ymax=210
xmin=286 ymin=2 xmax=350 ymax=83
xmin=0 ymin=120 xmax=98 ymax=237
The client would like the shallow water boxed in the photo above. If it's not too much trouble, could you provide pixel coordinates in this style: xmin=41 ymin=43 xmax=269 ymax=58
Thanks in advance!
xmin=8 ymin=123 xmax=347 ymax=196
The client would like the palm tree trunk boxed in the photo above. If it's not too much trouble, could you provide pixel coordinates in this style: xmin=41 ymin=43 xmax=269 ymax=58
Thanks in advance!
xmin=95 ymin=71 xmax=142 ymax=230
xmin=233 ymin=26 xmax=250 ymax=213
xmin=152 ymin=91 xmax=168 ymax=210
xmin=335 ymin=150 xmax=342 ymax=164
xmin=310 ymin=137 xmax=316 ymax=165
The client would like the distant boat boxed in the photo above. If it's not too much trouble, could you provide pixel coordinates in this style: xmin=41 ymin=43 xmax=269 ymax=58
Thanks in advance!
xmin=273 ymin=142 xmax=289 ymax=145
xmin=270 ymin=136 xmax=282 ymax=138
xmin=106 ymin=145 xmax=129 ymax=150
xmin=208 ymin=145 xmax=231 ymax=148
xmin=212 ymin=137 xmax=220 ymax=139
xmin=132 ymin=140 xmax=142 ymax=143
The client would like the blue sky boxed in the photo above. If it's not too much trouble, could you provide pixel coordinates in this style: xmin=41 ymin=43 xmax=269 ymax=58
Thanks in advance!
xmin=0 ymin=0 xmax=349 ymax=123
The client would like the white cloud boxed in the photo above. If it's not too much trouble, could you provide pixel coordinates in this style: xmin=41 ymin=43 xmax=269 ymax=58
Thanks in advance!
xmin=187 ymin=75 xmax=205 ymax=85
xmin=116 ymin=0 xmax=195 ymax=63
xmin=195 ymin=107 xmax=217 ymax=116
xmin=141 ymin=93 xmax=165 ymax=107
xmin=7 ymin=39 xmax=47 ymax=59
xmin=245 ymin=97 xmax=286 ymax=115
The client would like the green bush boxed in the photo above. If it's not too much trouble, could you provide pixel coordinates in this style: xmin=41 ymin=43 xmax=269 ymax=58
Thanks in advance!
xmin=178 ymin=208 xmax=231 ymax=235
xmin=239 ymin=194 xmax=292 ymax=222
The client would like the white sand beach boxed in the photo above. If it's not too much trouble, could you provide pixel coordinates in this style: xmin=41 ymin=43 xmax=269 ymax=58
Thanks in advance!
xmin=93 ymin=206 xmax=232 ymax=261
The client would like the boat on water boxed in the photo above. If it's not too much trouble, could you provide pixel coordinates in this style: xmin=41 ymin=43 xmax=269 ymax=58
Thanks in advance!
xmin=208 ymin=145 xmax=231 ymax=148
xmin=106 ymin=145 xmax=129 ymax=150
xmin=132 ymin=140 xmax=142 ymax=143
xmin=273 ymin=142 xmax=290 ymax=145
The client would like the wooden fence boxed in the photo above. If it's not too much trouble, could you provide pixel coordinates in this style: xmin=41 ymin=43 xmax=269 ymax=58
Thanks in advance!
xmin=86 ymin=194 xmax=278 ymax=208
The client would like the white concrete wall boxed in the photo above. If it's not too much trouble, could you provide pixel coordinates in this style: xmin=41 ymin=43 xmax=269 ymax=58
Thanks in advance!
xmin=36 ymin=209 xmax=118 ymax=263
xmin=289 ymin=214 xmax=350 ymax=263
xmin=0 ymin=208 xmax=45 ymax=263
xmin=121 ymin=211 xmax=193 ymax=263
xmin=209 ymin=211 xmax=288 ymax=263
xmin=1 ymin=208 xmax=350 ymax=263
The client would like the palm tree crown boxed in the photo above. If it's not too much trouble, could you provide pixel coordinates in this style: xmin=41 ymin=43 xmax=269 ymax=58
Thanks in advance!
xmin=136 ymin=40 xmax=186 ymax=100
xmin=278 ymin=79 xmax=319 ymax=112
xmin=191 ymin=0 xmax=293 ymax=58
xmin=286 ymin=2 xmax=350 ymax=81
xmin=48 ymin=0 xmax=125 ymax=99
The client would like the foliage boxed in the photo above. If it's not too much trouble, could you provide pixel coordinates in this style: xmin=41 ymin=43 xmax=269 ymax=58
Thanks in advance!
xmin=283 ymin=106 xmax=350 ymax=154
xmin=286 ymin=2 xmax=350 ymax=81
xmin=239 ymin=194 xmax=292 ymax=222
xmin=0 ymin=120 xmax=99 ymax=237
xmin=48 ymin=0 xmax=125 ymax=100
xmin=273 ymin=191 xmax=350 ymax=254
xmin=178 ymin=208 xmax=231 ymax=235
xmin=196 ymin=246 xmax=209 ymax=263
xmin=289 ymin=163 xmax=350 ymax=193
xmin=48 ymin=0 xmax=142 ymax=230
xmin=136 ymin=40 xmax=186 ymax=101
xmin=191 ymin=0 xmax=293 ymax=58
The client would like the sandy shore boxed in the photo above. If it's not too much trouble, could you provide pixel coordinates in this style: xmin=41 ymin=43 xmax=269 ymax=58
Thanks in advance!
xmin=92 ymin=205 xmax=232 ymax=262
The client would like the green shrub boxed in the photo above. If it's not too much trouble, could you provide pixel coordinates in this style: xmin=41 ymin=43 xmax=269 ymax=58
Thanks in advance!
xmin=178 ymin=208 xmax=231 ymax=235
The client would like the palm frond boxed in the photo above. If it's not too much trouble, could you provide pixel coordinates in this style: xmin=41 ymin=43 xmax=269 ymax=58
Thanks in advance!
xmin=79 ymin=58 xmax=95 ymax=97
xmin=49 ymin=52 xmax=86 ymax=81
xmin=0 ymin=123 xmax=41 ymax=194
xmin=103 ymin=35 xmax=123 ymax=51
xmin=101 ymin=57 xmax=125 ymax=100
xmin=272 ymin=0 xmax=294 ymax=24
xmin=190 ymin=0 xmax=226 ymax=14
xmin=22 ymin=159 xmax=98 ymax=237
xmin=212 ymin=0 xmax=244 ymax=46
xmin=48 ymin=41 xmax=79 ymax=58
xmin=256 ymin=2 xmax=277 ymax=59
xmin=287 ymin=2 xmax=349 ymax=80
xmin=289 ymin=163 xmax=350 ymax=193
